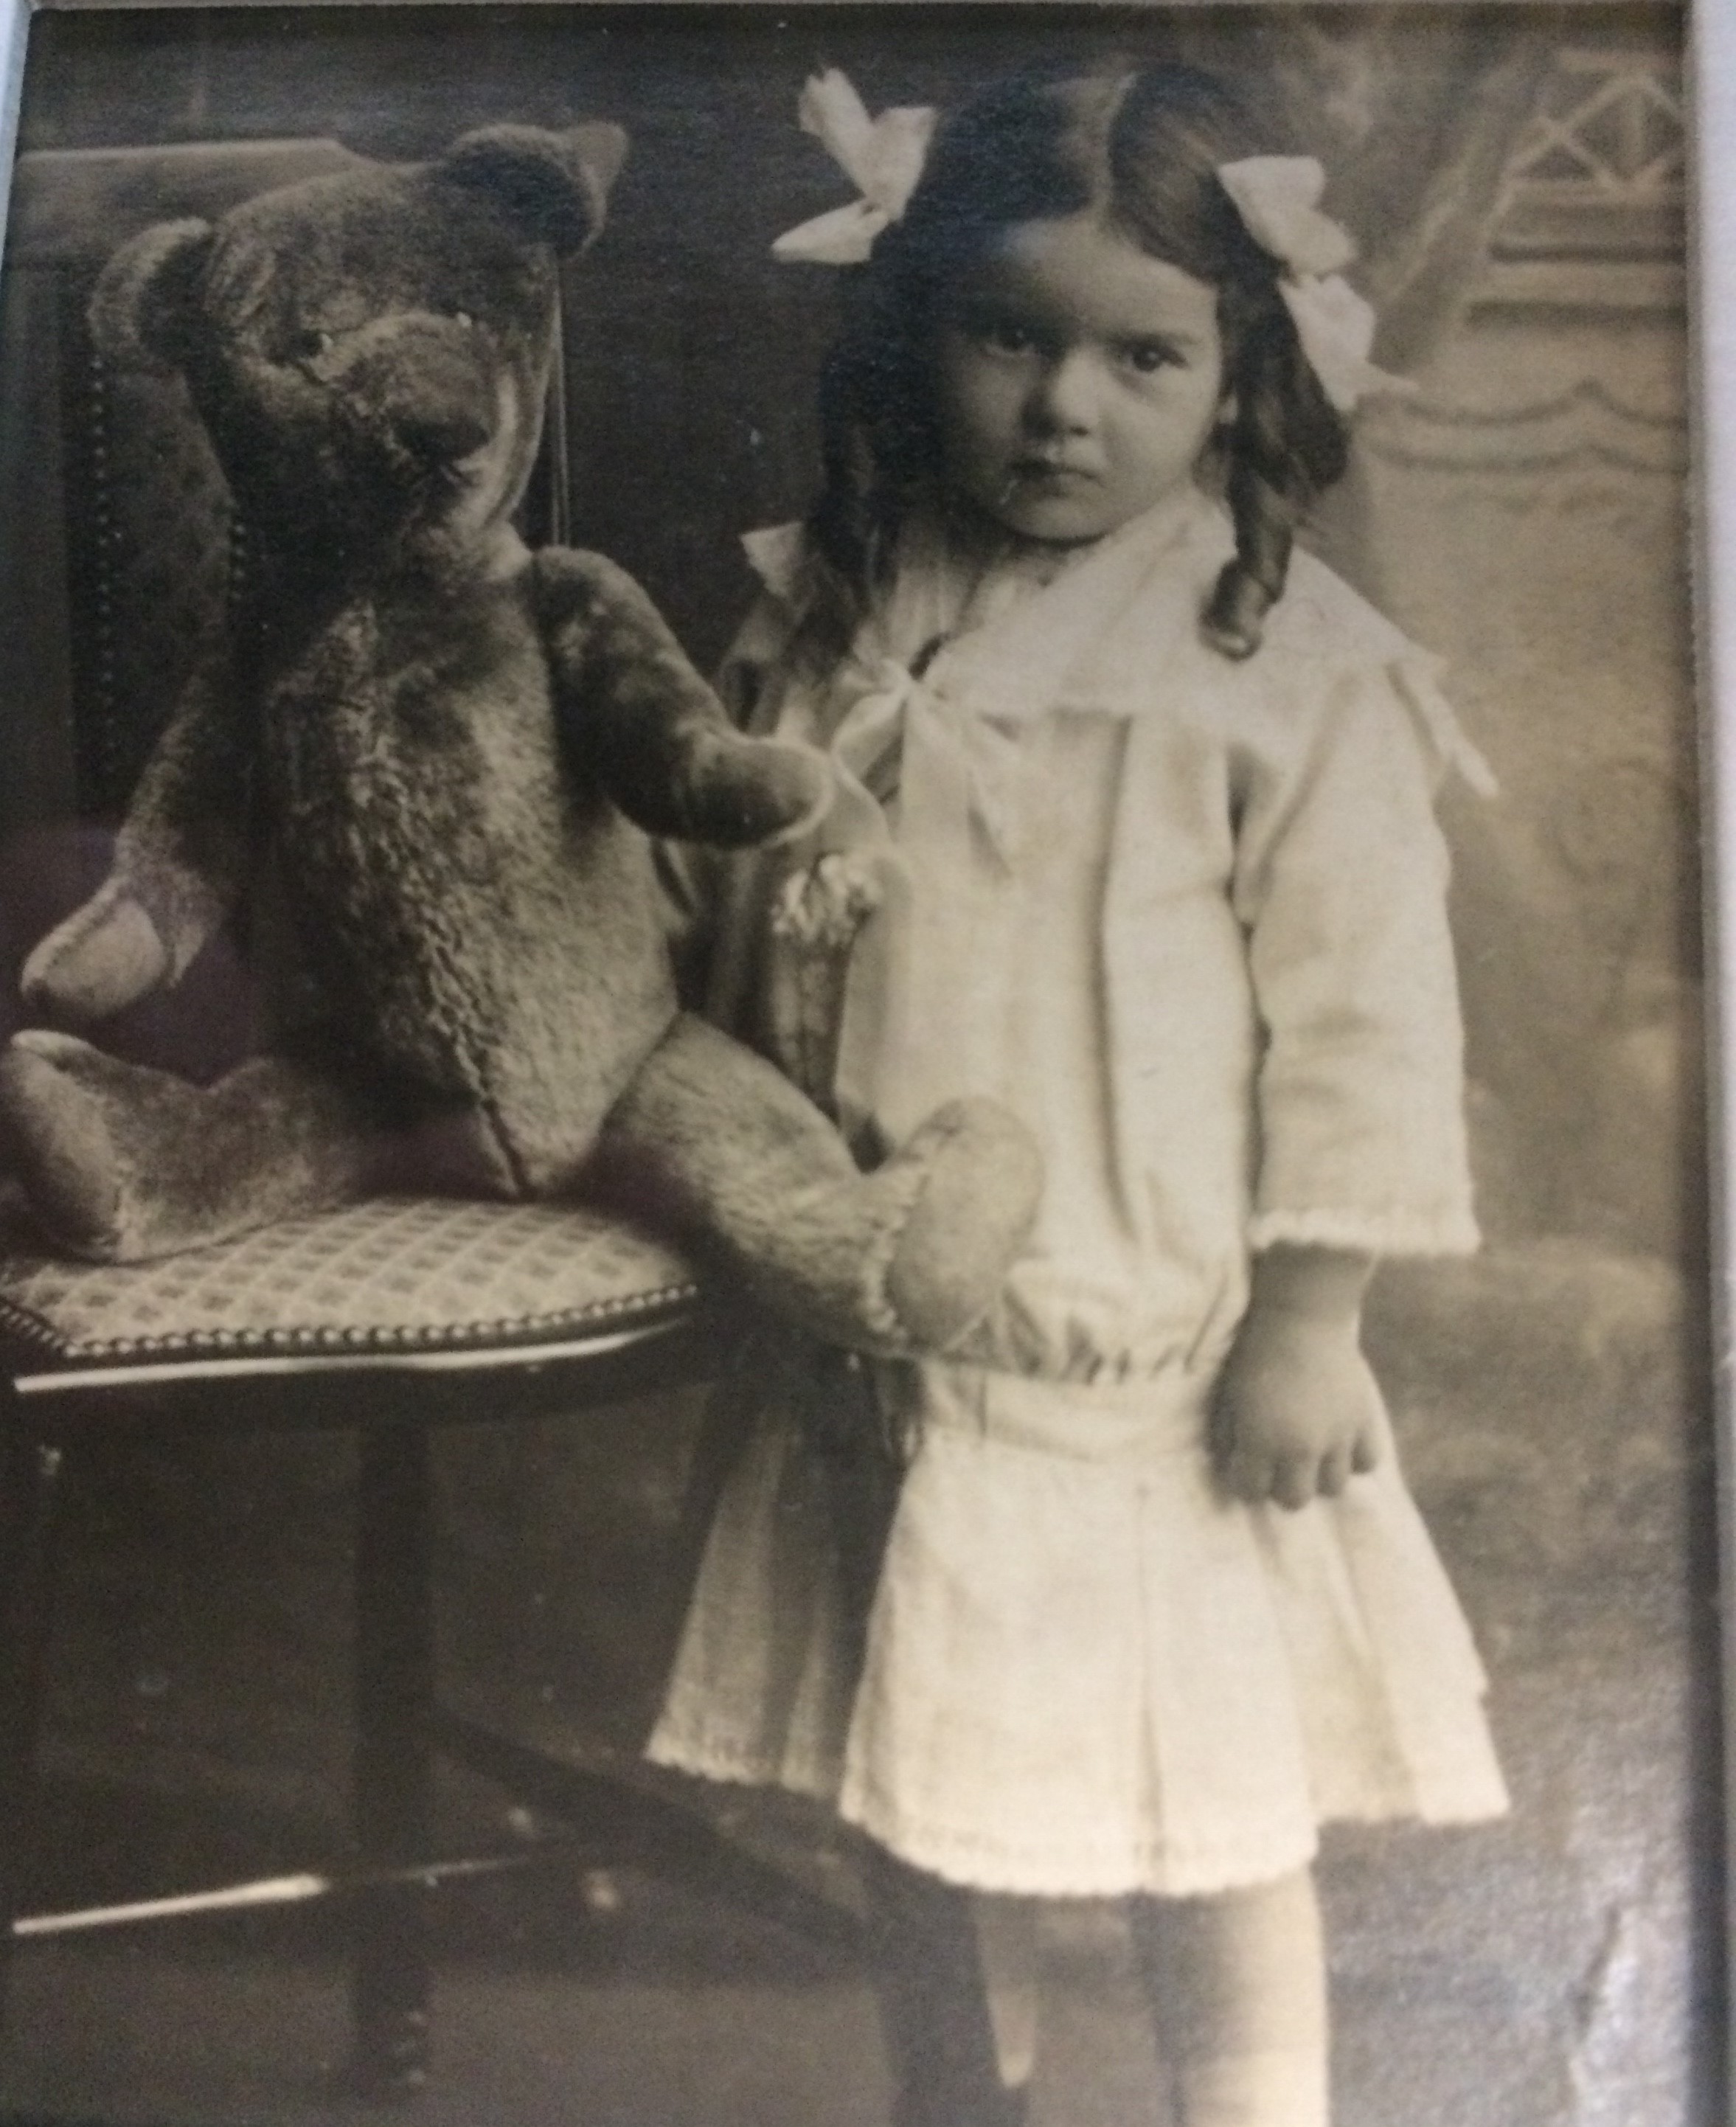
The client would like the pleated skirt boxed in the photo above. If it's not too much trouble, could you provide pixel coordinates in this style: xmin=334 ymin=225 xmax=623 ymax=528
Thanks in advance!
xmin=648 ymin=1356 xmax=1508 ymax=1898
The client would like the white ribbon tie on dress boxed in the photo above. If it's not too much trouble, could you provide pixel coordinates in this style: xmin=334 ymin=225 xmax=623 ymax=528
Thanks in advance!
xmin=830 ymin=655 xmax=1028 ymax=869
xmin=785 ymin=504 xmax=1218 ymax=1143
xmin=794 ymin=653 xmax=1030 ymax=1140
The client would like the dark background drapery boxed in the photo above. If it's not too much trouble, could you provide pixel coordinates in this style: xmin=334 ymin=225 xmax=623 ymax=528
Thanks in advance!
xmin=7 ymin=4 xmax=1566 ymax=665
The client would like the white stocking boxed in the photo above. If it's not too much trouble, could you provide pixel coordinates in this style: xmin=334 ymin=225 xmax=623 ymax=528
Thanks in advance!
xmin=1131 ymin=1868 xmax=1329 ymax=2127
xmin=972 ymin=1892 xmax=1040 ymax=2091
xmin=1172 ymin=2045 xmax=1328 ymax=2127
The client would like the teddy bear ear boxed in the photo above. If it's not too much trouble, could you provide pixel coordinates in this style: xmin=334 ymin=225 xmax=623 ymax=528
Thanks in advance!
xmin=88 ymin=218 xmax=215 ymax=372
xmin=437 ymin=123 xmax=629 ymax=254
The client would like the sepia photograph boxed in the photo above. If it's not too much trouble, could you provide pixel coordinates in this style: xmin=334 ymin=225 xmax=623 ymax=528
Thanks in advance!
xmin=0 ymin=3 xmax=1720 ymax=2124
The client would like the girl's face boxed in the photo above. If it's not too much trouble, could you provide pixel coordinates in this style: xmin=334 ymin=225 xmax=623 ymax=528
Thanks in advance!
xmin=934 ymin=213 xmax=1228 ymax=547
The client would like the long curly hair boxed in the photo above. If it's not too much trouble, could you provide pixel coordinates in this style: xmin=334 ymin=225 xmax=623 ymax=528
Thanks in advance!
xmin=804 ymin=65 xmax=1351 ymax=661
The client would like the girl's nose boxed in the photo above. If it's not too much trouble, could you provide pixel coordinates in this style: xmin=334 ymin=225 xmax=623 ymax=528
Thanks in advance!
xmin=1025 ymin=351 xmax=1100 ymax=436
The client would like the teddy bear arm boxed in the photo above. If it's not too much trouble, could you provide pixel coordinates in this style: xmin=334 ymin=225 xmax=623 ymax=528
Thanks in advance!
xmin=25 ymin=662 xmax=254 ymax=1022
xmin=535 ymin=547 xmax=830 ymax=849
xmin=113 ymin=660 xmax=256 ymax=971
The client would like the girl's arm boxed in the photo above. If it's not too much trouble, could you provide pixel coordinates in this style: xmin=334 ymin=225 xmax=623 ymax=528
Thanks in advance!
xmin=1232 ymin=658 xmax=1482 ymax=1261
xmin=1221 ymin=656 xmax=1481 ymax=1507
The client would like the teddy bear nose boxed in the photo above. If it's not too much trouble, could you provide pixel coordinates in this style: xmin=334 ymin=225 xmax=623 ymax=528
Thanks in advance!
xmin=338 ymin=319 xmax=496 ymax=466
xmin=394 ymin=395 xmax=493 ymax=464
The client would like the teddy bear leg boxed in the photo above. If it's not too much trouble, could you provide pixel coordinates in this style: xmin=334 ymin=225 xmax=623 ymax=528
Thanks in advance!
xmin=0 ymin=1030 xmax=384 ymax=1262
xmin=598 ymin=1015 xmax=1042 ymax=1355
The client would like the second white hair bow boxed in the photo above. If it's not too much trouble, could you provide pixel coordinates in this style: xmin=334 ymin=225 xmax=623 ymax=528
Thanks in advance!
xmin=1217 ymin=156 xmax=1413 ymax=414
xmin=772 ymin=69 xmax=937 ymax=265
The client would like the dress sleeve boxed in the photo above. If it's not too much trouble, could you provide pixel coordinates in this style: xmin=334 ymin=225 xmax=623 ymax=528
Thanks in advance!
xmin=1229 ymin=655 xmax=1482 ymax=1259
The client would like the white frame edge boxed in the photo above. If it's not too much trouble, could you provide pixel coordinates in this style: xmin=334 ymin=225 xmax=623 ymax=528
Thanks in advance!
xmin=0 ymin=0 xmax=1722 ymax=2106
xmin=0 ymin=0 xmax=27 ymax=251
xmin=1689 ymin=4 xmax=1736 ymax=2115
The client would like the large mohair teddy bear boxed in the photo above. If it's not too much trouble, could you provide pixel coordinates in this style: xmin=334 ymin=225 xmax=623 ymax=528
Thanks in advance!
xmin=0 ymin=123 xmax=1041 ymax=1355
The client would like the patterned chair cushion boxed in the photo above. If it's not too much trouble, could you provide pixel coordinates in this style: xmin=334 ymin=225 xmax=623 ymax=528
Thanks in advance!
xmin=0 ymin=1194 xmax=701 ymax=1367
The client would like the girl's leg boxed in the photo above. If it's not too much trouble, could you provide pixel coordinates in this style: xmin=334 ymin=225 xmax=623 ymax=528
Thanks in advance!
xmin=861 ymin=1842 xmax=1031 ymax=2127
xmin=973 ymin=1892 xmax=1040 ymax=2092
xmin=1130 ymin=1867 xmax=1328 ymax=2127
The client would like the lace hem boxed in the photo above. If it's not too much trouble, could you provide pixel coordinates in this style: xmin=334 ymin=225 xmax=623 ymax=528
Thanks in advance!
xmin=839 ymin=1780 xmax=1507 ymax=1900
xmin=1248 ymin=1204 xmax=1481 ymax=1259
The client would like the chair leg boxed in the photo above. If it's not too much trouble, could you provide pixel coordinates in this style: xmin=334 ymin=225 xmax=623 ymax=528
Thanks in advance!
xmin=0 ymin=1411 xmax=67 ymax=2058
xmin=351 ymin=1420 xmax=434 ymax=2097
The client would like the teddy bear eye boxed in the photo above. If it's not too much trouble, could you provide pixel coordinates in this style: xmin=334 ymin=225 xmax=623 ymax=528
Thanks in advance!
xmin=290 ymin=327 xmax=335 ymax=361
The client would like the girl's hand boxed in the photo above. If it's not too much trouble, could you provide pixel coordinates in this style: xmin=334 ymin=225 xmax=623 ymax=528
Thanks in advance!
xmin=1211 ymin=1246 xmax=1383 ymax=1510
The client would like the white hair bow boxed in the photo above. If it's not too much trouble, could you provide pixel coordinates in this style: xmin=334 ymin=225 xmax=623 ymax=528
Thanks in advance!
xmin=771 ymin=70 xmax=937 ymax=265
xmin=1217 ymin=156 xmax=1413 ymax=414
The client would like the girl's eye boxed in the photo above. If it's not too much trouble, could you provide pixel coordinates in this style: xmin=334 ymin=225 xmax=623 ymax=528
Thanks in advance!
xmin=971 ymin=313 xmax=1039 ymax=357
xmin=1123 ymin=340 xmax=1180 ymax=375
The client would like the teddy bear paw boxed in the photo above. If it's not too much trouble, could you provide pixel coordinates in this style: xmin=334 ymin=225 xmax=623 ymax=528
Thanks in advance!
xmin=869 ymin=1097 xmax=1044 ymax=1353
xmin=683 ymin=729 xmax=833 ymax=848
xmin=21 ymin=888 xmax=170 ymax=1024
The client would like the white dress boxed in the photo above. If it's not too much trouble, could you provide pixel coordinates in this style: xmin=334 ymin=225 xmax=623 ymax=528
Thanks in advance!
xmin=648 ymin=488 xmax=1510 ymax=1898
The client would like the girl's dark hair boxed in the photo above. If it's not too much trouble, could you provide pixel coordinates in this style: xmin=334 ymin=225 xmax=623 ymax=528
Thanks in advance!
xmin=806 ymin=66 xmax=1351 ymax=660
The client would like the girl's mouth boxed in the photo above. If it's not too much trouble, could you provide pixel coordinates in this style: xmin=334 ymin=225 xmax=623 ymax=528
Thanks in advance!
xmin=1007 ymin=458 xmax=1097 ymax=487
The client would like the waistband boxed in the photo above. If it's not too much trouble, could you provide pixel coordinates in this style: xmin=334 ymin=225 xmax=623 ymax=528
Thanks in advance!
xmin=886 ymin=1357 xmax=1215 ymax=1465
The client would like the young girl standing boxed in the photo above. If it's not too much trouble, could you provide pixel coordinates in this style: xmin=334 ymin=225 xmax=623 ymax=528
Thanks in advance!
xmin=647 ymin=63 xmax=1509 ymax=2127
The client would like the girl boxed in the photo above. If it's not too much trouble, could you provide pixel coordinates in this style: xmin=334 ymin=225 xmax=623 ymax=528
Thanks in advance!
xmin=648 ymin=63 xmax=1508 ymax=2127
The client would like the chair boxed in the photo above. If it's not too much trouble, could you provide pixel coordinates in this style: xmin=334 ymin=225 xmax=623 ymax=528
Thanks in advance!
xmin=0 ymin=139 xmax=857 ymax=2097
xmin=0 ymin=1198 xmax=720 ymax=2090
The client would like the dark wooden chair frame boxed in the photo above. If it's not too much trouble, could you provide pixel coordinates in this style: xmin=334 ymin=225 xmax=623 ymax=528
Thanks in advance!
xmin=0 ymin=1302 xmax=864 ymax=2094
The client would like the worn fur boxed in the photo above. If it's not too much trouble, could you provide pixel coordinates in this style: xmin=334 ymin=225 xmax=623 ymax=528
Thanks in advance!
xmin=1 ymin=125 xmax=1042 ymax=1355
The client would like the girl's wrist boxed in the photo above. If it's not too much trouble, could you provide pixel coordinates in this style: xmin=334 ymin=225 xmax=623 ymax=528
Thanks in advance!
xmin=1246 ymin=1243 xmax=1374 ymax=1328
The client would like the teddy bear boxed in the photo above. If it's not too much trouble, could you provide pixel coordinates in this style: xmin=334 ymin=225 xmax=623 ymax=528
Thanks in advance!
xmin=0 ymin=122 xmax=1041 ymax=1356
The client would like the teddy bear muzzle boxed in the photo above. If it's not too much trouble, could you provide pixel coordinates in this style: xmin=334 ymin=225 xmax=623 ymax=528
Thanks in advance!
xmin=323 ymin=314 xmax=501 ymax=473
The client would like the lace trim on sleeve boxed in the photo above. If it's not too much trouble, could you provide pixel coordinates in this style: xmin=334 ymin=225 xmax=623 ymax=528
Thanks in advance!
xmin=1248 ymin=1204 xmax=1482 ymax=1259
